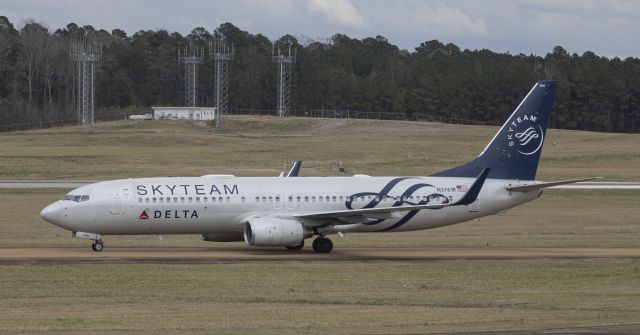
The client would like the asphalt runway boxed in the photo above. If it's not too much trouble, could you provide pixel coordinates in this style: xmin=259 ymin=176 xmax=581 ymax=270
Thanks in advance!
xmin=2 ymin=246 xmax=640 ymax=264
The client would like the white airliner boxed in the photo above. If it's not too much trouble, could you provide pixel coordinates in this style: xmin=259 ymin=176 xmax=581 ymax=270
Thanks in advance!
xmin=41 ymin=80 xmax=593 ymax=253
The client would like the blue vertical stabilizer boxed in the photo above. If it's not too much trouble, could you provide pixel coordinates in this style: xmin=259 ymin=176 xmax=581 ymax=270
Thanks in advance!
xmin=432 ymin=80 xmax=557 ymax=180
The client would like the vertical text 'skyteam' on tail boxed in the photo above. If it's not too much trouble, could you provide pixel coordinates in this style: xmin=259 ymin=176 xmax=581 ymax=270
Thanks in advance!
xmin=432 ymin=80 xmax=558 ymax=180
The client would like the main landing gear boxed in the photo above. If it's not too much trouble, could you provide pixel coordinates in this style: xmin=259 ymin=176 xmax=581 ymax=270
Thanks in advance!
xmin=283 ymin=235 xmax=334 ymax=253
xmin=312 ymin=237 xmax=333 ymax=253
xmin=91 ymin=240 xmax=104 ymax=252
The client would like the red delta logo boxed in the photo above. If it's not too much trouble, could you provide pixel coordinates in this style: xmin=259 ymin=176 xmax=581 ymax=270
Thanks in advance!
xmin=139 ymin=210 xmax=149 ymax=220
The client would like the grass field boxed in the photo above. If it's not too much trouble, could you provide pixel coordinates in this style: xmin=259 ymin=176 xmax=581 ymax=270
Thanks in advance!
xmin=1 ymin=116 xmax=639 ymax=334
xmin=1 ymin=261 xmax=639 ymax=334
xmin=0 ymin=116 xmax=638 ymax=181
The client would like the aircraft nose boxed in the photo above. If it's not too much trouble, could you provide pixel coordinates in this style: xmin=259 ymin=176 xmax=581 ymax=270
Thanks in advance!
xmin=40 ymin=202 xmax=62 ymax=226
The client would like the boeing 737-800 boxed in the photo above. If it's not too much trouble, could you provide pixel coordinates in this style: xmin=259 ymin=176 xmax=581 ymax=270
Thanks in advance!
xmin=40 ymin=80 xmax=593 ymax=253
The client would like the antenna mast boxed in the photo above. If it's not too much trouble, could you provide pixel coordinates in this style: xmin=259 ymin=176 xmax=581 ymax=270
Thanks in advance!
xmin=273 ymin=39 xmax=296 ymax=117
xmin=209 ymin=39 xmax=234 ymax=127
xmin=70 ymin=39 xmax=101 ymax=126
xmin=178 ymin=44 xmax=203 ymax=107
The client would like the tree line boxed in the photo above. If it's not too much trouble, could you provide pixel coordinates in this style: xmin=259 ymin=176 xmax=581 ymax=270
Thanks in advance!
xmin=1 ymin=17 xmax=639 ymax=132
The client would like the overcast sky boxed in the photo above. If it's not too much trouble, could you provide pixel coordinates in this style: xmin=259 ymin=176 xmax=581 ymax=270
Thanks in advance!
xmin=2 ymin=0 xmax=639 ymax=58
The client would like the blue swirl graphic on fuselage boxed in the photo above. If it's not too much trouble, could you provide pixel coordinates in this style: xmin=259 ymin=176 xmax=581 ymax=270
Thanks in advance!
xmin=345 ymin=177 xmax=448 ymax=232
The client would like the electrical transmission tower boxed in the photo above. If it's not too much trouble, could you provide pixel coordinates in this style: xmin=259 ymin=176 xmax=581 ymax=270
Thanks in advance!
xmin=273 ymin=40 xmax=296 ymax=117
xmin=178 ymin=45 xmax=203 ymax=107
xmin=209 ymin=39 xmax=234 ymax=128
xmin=70 ymin=40 xmax=101 ymax=126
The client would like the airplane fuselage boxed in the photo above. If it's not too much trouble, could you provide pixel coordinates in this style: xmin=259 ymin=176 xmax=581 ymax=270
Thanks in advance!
xmin=44 ymin=175 xmax=540 ymax=238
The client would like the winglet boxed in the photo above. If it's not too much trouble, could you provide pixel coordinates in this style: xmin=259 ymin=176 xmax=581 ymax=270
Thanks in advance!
xmin=286 ymin=161 xmax=302 ymax=177
xmin=452 ymin=168 xmax=490 ymax=206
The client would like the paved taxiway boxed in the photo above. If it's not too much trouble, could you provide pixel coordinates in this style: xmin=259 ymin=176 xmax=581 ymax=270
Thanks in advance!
xmin=2 ymin=247 xmax=640 ymax=264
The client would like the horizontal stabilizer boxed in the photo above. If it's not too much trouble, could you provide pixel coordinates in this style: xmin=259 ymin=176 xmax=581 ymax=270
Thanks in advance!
xmin=505 ymin=177 xmax=600 ymax=192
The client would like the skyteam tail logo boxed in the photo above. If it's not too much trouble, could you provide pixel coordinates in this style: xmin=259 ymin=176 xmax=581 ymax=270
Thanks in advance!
xmin=506 ymin=114 xmax=544 ymax=156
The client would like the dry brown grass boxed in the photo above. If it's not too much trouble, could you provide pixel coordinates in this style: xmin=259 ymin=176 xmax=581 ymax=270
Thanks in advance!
xmin=1 ymin=261 xmax=639 ymax=334
xmin=0 ymin=116 xmax=638 ymax=181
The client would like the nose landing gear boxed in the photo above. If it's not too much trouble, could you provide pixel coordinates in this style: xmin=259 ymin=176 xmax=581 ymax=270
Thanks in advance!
xmin=91 ymin=240 xmax=104 ymax=252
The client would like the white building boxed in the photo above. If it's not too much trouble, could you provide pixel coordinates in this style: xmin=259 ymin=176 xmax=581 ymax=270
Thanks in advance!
xmin=151 ymin=107 xmax=216 ymax=121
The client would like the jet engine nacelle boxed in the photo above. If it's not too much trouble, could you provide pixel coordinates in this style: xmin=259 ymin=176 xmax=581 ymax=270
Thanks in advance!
xmin=243 ymin=218 xmax=305 ymax=246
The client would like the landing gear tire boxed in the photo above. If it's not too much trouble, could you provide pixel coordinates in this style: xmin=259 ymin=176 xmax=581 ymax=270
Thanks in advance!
xmin=91 ymin=241 xmax=104 ymax=252
xmin=312 ymin=237 xmax=333 ymax=253
xmin=285 ymin=241 xmax=304 ymax=250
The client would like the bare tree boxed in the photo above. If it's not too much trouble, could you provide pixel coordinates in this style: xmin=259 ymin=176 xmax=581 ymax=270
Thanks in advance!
xmin=19 ymin=19 xmax=48 ymax=125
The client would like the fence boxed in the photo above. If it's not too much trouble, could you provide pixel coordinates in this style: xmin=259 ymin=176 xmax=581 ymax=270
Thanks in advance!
xmin=227 ymin=108 xmax=503 ymax=127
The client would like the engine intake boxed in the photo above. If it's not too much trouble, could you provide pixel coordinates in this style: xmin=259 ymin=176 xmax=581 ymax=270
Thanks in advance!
xmin=243 ymin=218 xmax=305 ymax=246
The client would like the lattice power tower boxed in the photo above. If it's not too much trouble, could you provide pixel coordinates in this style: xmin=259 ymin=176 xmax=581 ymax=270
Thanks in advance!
xmin=178 ymin=45 xmax=203 ymax=107
xmin=273 ymin=40 xmax=296 ymax=117
xmin=209 ymin=39 xmax=234 ymax=128
xmin=70 ymin=40 xmax=101 ymax=126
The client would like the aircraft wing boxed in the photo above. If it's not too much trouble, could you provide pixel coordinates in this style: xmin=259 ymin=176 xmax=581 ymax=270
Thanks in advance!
xmin=295 ymin=168 xmax=490 ymax=223
xmin=505 ymin=177 xmax=600 ymax=192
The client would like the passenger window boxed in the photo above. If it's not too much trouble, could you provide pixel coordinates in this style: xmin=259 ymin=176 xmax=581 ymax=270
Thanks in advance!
xmin=226 ymin=197 xmax=230 ymax=202
xmin=339 ymin=196 xmax=344 ymax=201
xmin=288 ymin=196 xmax=293 ymax=202
xmin=262 ymin=196 xmax=266 ymax=202
xmin=159 ymin=197 xmax=164 ymax=203
xmin=196 ymin=197 xmax=200 ymax=203
xmin=241 ymin=196 xmax=246 ymax=202
xmin=312 ymin=196 xmax=316 ymax=202
xmin=319 ymin=196 xmax=323 ymax=202
xmin=219 ymin=197 xmax=223 ymax=202
xmin=332 ymin=196 xmax=336 ymax=201
xmin=145 ymin=198 xmax=150 ymax=203
xmin=188 ymin=197 xmax=193 ymax=203
xmin=152 ymin=197 xmax=157 ymax=203
xmin=275 ymin=196 xmax=280 ymax=202
xmin=296 ymin=196 xmax=301 ymax=202
xmin=304 ymin=196 xmax=309 ymax=202
xmin=138 ymin=198 xmax=143 ymax=203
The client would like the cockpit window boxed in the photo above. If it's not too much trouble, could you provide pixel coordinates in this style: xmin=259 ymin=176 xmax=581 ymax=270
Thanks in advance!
xmin=62 ymin=194 xmax=90 ymax=203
